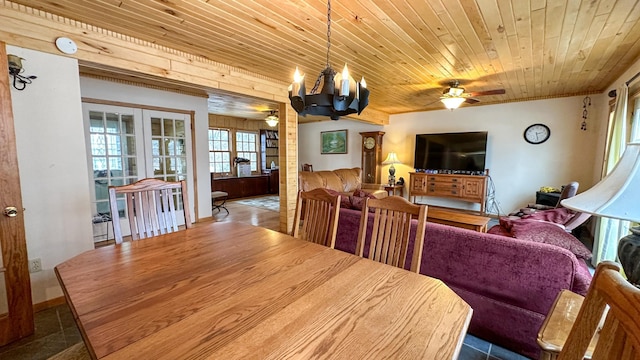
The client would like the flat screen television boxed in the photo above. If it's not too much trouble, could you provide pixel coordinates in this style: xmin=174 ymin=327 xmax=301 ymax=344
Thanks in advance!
xmin=414 ymin=131 xmax=488 ymax=173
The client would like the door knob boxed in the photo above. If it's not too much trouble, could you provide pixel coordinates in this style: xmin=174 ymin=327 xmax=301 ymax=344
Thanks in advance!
xmin=3 ymin=207 xmax=18 ymax=217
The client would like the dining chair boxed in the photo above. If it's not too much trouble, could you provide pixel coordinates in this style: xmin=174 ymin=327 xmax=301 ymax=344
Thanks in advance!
xmin=356 ymin=195 xmax=427 ymax=273
xmin=108 ymin=178 xmax=192 ymax=244
xmin=537 ymin=261 xmax=640 ymax=360
xmin=291 ymin=188 xmax=341 ymax=248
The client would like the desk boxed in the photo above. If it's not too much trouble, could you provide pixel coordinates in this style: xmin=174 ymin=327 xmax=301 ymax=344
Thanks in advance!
xmin=56 ymin=222 xmax=472 ymax=359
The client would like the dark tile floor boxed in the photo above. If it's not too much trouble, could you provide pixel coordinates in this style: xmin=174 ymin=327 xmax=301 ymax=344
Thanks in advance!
xmin=0 ymin=304 xmax=82 ymax=360
xmin=0 ymin=304 xmax=530 ymax=360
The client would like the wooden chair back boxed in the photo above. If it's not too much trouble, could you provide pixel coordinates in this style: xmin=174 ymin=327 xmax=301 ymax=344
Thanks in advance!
xmin=108 ymin=178 xmax=192 ymax=244
xmin=302 ymin=163 xmax=313 ymax=172
xmin=356 ymin=196 xmax=427 ymax=273
xmin=557 ymin=261 xmax=640 ymax=360
xmin=292 ymin=188 xmax=341 ymax=248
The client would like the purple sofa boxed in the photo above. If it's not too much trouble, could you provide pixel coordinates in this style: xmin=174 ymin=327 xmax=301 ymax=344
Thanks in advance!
xmin=334 ymin=208 xmax=592 ymax=359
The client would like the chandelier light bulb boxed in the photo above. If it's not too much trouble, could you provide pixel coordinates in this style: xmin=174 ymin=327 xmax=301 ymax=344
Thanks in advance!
xmin=293 ymin=67 xmax=303 ymax=83
xmin=339 ymin=64 xmax=350 ymax=96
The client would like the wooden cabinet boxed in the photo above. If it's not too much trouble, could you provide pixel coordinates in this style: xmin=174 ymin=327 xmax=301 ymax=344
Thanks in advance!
xmin=409 ymin=172 xmax=488 ymax=213
xmin=212 ymin=175 xmax=269 ymax=199
xmin=264 ymin=169 xmax=279 ymax=194
xmin=260 ymin=130 xmax=278 ymax=171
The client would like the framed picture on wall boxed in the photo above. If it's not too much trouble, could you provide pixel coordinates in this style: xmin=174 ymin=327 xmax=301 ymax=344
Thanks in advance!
xmin=321 ymin=130 xmax=348 ymax=154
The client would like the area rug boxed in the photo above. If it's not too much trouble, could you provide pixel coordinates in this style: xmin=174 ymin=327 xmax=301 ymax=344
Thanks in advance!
xmin=232 ymin=195 xmax=280 ymax=212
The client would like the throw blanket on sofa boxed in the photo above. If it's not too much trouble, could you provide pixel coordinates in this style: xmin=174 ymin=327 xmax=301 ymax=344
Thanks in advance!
xmin=489 ymin=211 xmax=592 ymax=261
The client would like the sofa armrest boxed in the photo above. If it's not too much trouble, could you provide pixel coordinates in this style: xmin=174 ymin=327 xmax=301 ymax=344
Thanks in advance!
xmin=361 ymin=184 xmax=388 ymax=198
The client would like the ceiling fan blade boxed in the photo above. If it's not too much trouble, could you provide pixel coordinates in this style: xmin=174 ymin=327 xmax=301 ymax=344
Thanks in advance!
xmin=465 ymin=98 xmax=480 ymax=104
xmin=468 ymin=89 xmax=505 ymax=97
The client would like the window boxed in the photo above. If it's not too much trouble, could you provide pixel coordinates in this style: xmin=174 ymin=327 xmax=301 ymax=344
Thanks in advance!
xmin=236 ymin=131 xmax=258 ymax=172
xmin=209 ymin=128 xmax=231 ymax=174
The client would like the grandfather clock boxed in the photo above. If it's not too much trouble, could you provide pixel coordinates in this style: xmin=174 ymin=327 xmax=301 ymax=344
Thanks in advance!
xmin=360 ymin=131 xmax=385 ymax=184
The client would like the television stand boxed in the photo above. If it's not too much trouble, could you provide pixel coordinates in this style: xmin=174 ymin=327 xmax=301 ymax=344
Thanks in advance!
xmin=409 ymin=172 xmax=488 ymax=214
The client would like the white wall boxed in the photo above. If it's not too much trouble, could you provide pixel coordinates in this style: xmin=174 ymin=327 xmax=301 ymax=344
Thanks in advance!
xmin=80 ymin=78 xmax=212 ymax=220
xmin=8 ymin=46 xmax=94 ymax=304
xmin=299 ymin=120 xmax=383 ymax=170
xmin=300 ymin=96 xmax=605 ymax=215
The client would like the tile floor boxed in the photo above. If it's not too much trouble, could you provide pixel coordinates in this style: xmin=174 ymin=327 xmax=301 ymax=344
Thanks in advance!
xmin=0 ymin=303 xmax=531 ymax=360
xmin=0 ymin=304 xmax=82 ymax=360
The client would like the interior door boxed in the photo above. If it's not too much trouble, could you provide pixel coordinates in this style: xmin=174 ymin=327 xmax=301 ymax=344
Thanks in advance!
xmin=143 ymin=110 xmax=192 ymax=224
xmin=0 ymin=42 xmax=34 ymax=345
xmin=82 ymin=103 xmax=145 ymax=241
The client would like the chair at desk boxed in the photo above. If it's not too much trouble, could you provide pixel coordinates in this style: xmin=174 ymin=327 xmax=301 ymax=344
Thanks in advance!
xmin=292 ymin=188 xmax=341 ymax=248
xmin=108 ymin=178 xmax=192 ymax=244
xmin=356 ymin=196 xmax=427 ymax=273
xmin=537 ymin=261 xmax=640 ymax=360
xmin=302 ymin=163 xmax=313 ymax=172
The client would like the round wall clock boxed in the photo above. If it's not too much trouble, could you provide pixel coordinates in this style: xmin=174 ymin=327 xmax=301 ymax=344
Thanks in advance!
xmin=524 ymin=123 xmax=550 ymax=144
xmin=364 ymin=136 xmax=376 ymax=149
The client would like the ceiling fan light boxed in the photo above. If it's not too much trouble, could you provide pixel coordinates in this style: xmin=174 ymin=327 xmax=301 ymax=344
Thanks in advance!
xmin=265 ymin=113 xmax=279 ymax=127
xmin=441 ymin=97 xmax=466 ymax=110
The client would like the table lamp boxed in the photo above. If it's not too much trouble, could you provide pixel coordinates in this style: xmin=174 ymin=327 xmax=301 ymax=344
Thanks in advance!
xmin=561 ymin=142 xmax=640 ymax=285
xmin=382 ymin=152 xmax=400 ymax=185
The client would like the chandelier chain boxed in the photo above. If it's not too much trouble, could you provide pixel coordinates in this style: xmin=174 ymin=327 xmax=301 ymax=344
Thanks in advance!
xmin=326 ymin=0 xmax=331 ymax=68
xmin=311 ymin=0 xmax=332 ymax=94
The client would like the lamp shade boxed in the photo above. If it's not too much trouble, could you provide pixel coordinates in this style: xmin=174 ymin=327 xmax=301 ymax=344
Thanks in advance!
xmin=561 ymin=142 xmax=640 ymax=223
xmin=382 ymin=152 xmax=400 ymax=165
xmin=441 ymin=97 xmax=466 ymax=110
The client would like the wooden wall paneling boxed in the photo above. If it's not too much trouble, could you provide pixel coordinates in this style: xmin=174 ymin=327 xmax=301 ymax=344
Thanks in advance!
xmin=512 ymin=0 xmax=534 ymax=97
xmin=281 ymin=103 xmax=297 ymax=233
xmin=548 ymin=0 xmax=580 ymax=96
xmin=583 ymin=1 xmax=639 ymax=85
xmin=593 ymin=19 xmax=640 ymax=89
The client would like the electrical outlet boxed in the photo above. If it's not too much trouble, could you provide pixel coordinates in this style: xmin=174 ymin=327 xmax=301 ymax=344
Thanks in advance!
xmin=29 ymin=258 xmax=42 ymax=273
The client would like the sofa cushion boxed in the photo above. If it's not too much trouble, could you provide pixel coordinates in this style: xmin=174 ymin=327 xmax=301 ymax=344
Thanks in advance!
xmin=324 ymin=189 xmax=352 ymax=209
xmin=313 ymin=171 xmax=344 ymax=192
xmin=334 ymin=168 xmax=362 ymax=192
xmin=298 ymin=171 xmax=324 ymax=192
xmin=349 ymin=189 xmax=377 ymax=212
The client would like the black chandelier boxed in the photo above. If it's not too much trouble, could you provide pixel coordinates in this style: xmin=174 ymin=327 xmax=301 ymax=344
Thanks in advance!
xmin=288 ymin=0 xmax=369 ymax=120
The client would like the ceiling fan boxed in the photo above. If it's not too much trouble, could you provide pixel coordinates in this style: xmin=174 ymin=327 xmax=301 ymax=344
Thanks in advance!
xmin=440 ymin=80 xmax=506 ymax=109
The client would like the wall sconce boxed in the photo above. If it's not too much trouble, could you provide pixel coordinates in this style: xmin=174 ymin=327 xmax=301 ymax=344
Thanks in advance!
xmin=7 ymin=55 xmax=37 ymax=91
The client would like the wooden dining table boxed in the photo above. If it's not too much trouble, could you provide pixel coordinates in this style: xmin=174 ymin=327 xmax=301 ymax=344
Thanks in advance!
xmin=55 ymin=222 xmax=472 ymax=359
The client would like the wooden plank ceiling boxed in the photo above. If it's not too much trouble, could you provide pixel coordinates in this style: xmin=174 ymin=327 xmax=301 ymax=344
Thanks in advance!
xmin=15 ymin=0 xmax=640 ymax=120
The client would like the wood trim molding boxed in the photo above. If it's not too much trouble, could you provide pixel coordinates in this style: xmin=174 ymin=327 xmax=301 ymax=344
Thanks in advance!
xmin=81 ymin=97 xmax=193 ymax=114
xmin=32 ymin=296 xmax=66 ymax=313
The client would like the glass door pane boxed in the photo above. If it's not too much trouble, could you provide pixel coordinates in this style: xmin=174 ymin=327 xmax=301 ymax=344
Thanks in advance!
xmin=83 ymin=104 xmax=144 ymax=242
xmin=144 ymin=110 xmax=192 ymax=224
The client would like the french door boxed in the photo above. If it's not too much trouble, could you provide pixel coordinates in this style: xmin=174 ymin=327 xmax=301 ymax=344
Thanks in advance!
xmin=82 ymin=103 xmax=192 ymax=242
